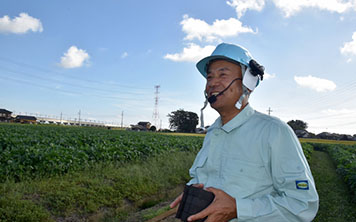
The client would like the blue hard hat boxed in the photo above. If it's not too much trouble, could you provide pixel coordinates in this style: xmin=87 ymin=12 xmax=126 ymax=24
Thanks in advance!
xmin=196 ymin=43 xmax=253 ymax=78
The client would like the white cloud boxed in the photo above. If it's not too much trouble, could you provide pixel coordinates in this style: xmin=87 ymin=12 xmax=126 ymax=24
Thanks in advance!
xmin=181 ymin=14 xmax=256 ymax=43
xmin=226 ymin=0 xmax=355 ymax=18
xmin=227 ymin=0 xmax=265 ymax=18
xmin=0 ymin=13 xmax=43 ymax=34
xmin=59 ymin=46 xmax=90 ymax=69
xmin=273 ymin=0 xmax=354 ymax=17
xmin=264 ymin=72 xmax=276 ymax=80
xmin=164 ymin=43 xmax=215 ymax=62
xmin=121 ymin=52 xmax=128 ymax=58
xmin=340 ymin=32 xmax=356 ymax=61
xmin=294 ymin=75 xmax=336 ymax=92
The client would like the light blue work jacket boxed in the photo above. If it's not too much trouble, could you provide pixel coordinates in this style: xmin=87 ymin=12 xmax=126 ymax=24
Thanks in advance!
xmin=187 ymin=104 xmax=319 ymax=221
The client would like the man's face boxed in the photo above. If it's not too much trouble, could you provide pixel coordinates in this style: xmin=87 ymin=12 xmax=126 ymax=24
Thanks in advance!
xmin=205 ymin=59 xmax=243 ymax=112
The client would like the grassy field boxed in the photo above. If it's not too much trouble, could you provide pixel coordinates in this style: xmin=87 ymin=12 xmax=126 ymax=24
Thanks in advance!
xmin=0 ymin=151 xmax=196 ymax=222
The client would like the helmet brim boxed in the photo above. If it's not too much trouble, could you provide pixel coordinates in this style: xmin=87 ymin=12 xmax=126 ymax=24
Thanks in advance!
xmin=196 ymin=55 xmax=236 ymax=79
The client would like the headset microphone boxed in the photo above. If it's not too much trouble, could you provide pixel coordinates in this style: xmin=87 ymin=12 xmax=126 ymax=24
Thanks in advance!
xmin=205 ymin=77 xmax=242 ymax=104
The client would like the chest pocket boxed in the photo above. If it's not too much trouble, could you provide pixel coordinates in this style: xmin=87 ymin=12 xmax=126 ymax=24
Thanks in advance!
xmin=222 ymin=158 xmax=271 ymax=198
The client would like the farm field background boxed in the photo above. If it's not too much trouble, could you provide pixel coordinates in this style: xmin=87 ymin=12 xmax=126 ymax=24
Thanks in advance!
xmin=0 ymin=123 xmax=356 ymax=221
xmin=0 ymin=123 xmax=203 ymax=182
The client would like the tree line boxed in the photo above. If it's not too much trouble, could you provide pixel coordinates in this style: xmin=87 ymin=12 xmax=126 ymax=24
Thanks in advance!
xmin=167 ymin=109 xmax=309 ymax=133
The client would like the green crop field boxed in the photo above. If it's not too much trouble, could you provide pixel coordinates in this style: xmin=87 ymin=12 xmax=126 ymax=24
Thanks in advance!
xmin=0 ymin=123 xmax=203 ymax=182
xmin=0 ymin=123 xmax=355 ymax=221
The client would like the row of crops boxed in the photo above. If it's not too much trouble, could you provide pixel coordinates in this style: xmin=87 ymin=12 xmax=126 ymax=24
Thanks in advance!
xmin=1 ymin=123 xmax=354 ymax=187
xmin=310 ymin=142 xmax=356 ymax=199
xmin=0 ymin=123 xmax=204 ymax=182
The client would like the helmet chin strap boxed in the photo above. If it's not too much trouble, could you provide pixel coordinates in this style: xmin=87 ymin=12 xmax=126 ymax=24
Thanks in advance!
xmin=235 ymin=65 xmax=248 ymax=109
xmin=200 ymin=99 xmax=208 ymax=128
xmin=235 ymin=85 xmax=250 ymax=109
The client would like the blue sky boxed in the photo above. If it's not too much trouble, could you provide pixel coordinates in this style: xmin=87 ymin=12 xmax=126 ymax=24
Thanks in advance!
xmin=1 ymin=0 xmax=356 ymax=135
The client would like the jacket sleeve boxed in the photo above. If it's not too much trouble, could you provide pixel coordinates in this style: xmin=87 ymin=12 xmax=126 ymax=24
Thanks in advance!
xmin=186 ymin=132 xmax=211 ymax=186
xmin=236 ymin=122 xmax=319 ymax=222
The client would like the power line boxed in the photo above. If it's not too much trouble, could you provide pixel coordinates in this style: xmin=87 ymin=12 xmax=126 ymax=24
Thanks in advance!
xmin=271 ymin=80 xmax=356 ymax=120
xmin=0 ymin=65 xmax=148 ymax=96
xmin=0 ymin=74 xmax=151 ymax=102
xmin=0 ymin=56 xmax=151 ymax=90
xmin=303 ymin=112 xmax=356 ymax=121
xmin=290 ymin=79 xmax=356 ymax=114
xmin=312 ymin=119 xmax=356 ymax=129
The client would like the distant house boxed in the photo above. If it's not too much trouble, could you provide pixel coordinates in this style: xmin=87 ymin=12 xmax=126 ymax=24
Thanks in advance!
xmin=0 ymin=109 xmax=12 ymax=122
xmin=15 ymin=115 xmax=37 ymax=124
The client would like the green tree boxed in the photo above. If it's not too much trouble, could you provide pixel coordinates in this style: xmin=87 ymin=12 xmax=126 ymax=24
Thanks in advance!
xmin=168 ymin=109 xmax=199 ymax=133
xmin=287 ymin=120 xmax=308 ymax=131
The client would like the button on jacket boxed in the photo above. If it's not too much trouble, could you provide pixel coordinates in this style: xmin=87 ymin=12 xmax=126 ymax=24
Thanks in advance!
xmin=187 ymin=104 xmax=319 ymax=221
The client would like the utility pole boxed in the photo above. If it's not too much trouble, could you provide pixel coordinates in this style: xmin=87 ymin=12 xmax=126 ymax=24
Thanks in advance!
xmin=121 ymin=111 xmax=124 ymax=128
xmin=78 ymin=110 xmax=81 ymax=126
xmin=60 ymin=112 xmax=63 ymax=123
xmin=267 ymin=107 xmax=273 ymax=116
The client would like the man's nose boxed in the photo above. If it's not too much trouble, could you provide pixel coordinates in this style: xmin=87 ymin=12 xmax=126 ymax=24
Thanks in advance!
xmin=207 ymin=76 xmax=220 ymax=86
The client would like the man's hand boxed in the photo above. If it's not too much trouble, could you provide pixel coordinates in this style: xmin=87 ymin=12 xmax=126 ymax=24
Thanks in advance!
xmin=187 ymin=187 xmax=237 ymax=222
xmin=169 ymin=184 xmax=204 ymax=209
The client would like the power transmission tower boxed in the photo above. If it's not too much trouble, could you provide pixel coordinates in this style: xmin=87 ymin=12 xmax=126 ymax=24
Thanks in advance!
xmin=153 ymin=85 xmax=160 ymax=128
xmin=267 ymin=107 xmax=273 ymax=116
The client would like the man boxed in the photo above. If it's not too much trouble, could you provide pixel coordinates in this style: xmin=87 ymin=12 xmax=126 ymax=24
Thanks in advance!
xmin=170 ymin=43 xmax=319 ymax=221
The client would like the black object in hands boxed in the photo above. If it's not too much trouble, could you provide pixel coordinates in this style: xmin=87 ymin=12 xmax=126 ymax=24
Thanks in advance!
xmin=176 ymin=185 xmax=215 ymax=222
